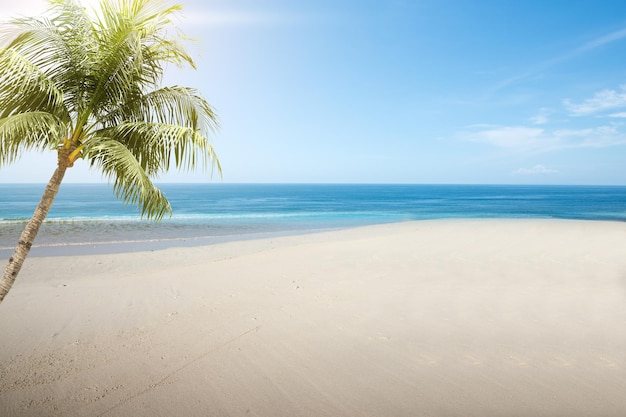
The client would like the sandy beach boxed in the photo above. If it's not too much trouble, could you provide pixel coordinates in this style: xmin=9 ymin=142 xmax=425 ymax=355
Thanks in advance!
xmin=1 ymin=219 xmax=625 ymax=416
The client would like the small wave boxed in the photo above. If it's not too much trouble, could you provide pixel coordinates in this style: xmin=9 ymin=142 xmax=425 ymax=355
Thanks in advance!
xmin=0 ymin=235 xmax=210 ymax=251
xmin=0 ymin=216 xmax=143 ymax=225
xmin=169 ymin=211 xmax=400 ymax=221
xmin=0 ymin=217 xmax=31 ymax=224
xmin=0 ymin=227 xmax=333 ymax=252
xmin=1 ymin=211 xmax=400 ymax=224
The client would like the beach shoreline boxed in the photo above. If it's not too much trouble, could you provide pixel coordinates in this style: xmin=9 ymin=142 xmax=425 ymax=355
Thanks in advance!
xmin=3 ymin=216 xmax=625 ymax=258
xmin=4 ymin=183 xmax=626 ymax=260
xmin=1 ymin=219 xmax=625 ymax=416
xmin=0 ymin=225 xmax=343 ymax=258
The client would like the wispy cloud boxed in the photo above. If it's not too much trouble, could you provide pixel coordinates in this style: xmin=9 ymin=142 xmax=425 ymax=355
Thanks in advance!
xmin=529 ymin=114 xmax=548 ymax=125
xmin=512 ymin=165 xmax=558 ymax=175
xmin=529 ymin=108 xmax=550 ymax=125
xmin=609 ymin=112 xmax=626 ymax=118
xmin=461 ymin=126 xmax=549 ymax=149
xmin=574 ymin=26 xmax=626 ymax=53
xmin=563 ymin=85 xmax=626 ymax=115
xmin=460 ymin=123 xmax=626 ymax=152
xmin=490 ymin=26 xmax=626 ymax=92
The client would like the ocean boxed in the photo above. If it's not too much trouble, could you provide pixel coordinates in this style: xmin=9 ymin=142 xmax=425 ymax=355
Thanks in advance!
xmin=2 ymin=183 xmax=626 ymax=256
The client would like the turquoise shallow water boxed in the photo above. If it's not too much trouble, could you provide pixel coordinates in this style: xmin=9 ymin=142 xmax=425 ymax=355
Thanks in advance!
xmin=2 ymin=183 xmax=626 ymax=256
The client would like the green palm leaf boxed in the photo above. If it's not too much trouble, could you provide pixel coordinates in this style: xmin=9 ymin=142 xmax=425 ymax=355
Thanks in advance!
xmin=0 ymin=49 xmax=68 ymax=120
xmin=93 ymin=121 xmax=220 ymax=175
xmin=100 ymin=86 xmax=218 ymax=131
xmin=0 ymin=112 xmax=65 ymax=166
xmin=1 ymin=0 xmax=221 ymax=302
xmin=87 ymin=136 xmax=172 ymax=219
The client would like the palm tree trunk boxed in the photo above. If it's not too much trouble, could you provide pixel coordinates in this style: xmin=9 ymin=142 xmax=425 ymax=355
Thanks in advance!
xmin=0 ymin=161 xmax=68 ymax=303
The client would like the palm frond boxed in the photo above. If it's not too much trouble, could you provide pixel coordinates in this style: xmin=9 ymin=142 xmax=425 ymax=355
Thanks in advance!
xmin=1 ymin=2 xmax=97 ymax=119
xmin=0 ymin=48 xmax=69 ymax=120
xmin=99 ymin=86 xmax=218 ymax=131
xmin=86 ymin=0 xmax=194 ymax=118
xmin=0 ymin=0 xmax=220 ymax=221
xmin=47 ymin=0 xmax=99 ymax=115
xmin=87 ymin=136 xmax=172 ymax=219
xmin=92 ymin=121 xmax=220 ymax=176
xmin=0 ymin=112 xmax=65 ymax=167
xmin=99 ymin=0 xmax=190 ymax=67
xmin=0 ymin=17 xmax=62 ymax=71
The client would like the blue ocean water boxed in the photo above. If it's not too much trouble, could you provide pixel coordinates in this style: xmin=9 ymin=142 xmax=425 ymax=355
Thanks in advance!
xmin=1 ymin=183 xmax=626 ymax=256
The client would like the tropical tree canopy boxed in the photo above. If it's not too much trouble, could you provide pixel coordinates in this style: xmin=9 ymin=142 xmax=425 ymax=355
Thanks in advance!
xmin=0 ymin=0 xmax=220 ymax=220
xmin=0 ymin=0 xmax=220 ymax=303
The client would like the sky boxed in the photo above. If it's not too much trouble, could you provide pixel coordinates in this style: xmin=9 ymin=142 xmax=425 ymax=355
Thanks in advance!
xmin=2 ymin=0 xmax=626 ymax=184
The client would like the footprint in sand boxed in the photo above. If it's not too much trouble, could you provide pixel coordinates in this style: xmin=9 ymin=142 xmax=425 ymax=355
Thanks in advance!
xmin=463 ymin=354 xmax=481 ymax=365
xmin=508 ymin=354 xmax=528 ymax=367
xmin=553 ymin=355 xmax=573 ymax=368
xmin=367 ymin=335 xmax=389 ymax=342
xmin=509 ymin=352 xmax=528 ymax=368
xmin=598 ymin=356 xmax=619 ymax=368
xmin=417 ymin=353 xmax=438 ymax=366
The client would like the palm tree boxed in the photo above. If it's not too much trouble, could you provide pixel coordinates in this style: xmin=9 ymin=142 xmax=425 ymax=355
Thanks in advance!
xmin=0 ymin=0 xmax=220 ymax=303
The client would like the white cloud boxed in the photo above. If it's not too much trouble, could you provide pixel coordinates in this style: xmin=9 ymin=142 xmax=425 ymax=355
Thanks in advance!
xmin=529 ymin=108 xmax=550 ymax=125
xmin=512 ymin=165 xmax=558 ymax=175
xmin=608 ymin=112 xmax=626 ymax=118
xmin=462 ymin=126 xmax=548 ymax=149
xmin=530 ymin=114 xmax=548 ymax=125
xmin=461 ymin=123 xmax=626 ymax=152
xmin=563 ymin=85 xmax=626 ymax=116
xmin=552 ymin=125 xmax=626 ymax=147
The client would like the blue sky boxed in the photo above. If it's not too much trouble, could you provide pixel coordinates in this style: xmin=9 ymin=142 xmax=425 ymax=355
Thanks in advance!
xmin=3 ymin=0 xmax=626 ymax=184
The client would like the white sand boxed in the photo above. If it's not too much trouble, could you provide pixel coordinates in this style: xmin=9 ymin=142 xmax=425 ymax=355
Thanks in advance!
xmin=1 ymin=219 xmax=625 ymax=416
